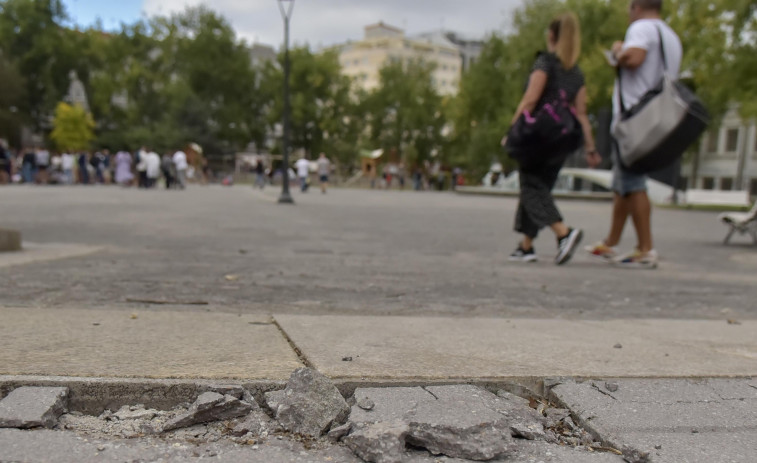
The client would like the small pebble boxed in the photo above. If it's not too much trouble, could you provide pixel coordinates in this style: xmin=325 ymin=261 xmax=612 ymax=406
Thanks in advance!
xmin=357 ymin=398 xmax=375 ymax=411
xmin=605 ymin=382 xmax=619 ymax=392
xmin=614 ymin=343 xmax=623 ymax=349
xmin=655 ymin=444 xmax=662 ymax=450
xmin=342 ymin=356 xmax=353 ymax=362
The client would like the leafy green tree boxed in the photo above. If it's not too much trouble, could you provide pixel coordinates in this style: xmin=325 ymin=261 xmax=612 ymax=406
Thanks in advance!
xmin=0 ymin=53 xmax=25 ymax=146
xmin=362 ymin=59 xmax=446 ymax=167
xmin=49 ymin=102 xmax=94 ymax=151
xmin=262 ymin=46 xmax=356 ymax=167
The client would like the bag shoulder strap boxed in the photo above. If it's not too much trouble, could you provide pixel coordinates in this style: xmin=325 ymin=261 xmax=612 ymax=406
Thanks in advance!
xmin=616 ymin=23 xmax=667 ymax=112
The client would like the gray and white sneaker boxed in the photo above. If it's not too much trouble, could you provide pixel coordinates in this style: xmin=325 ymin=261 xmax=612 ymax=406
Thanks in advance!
xmin=555 ymin=228 xmax=583 ymax=265
xmin=509 ymin=246 xmax=538 ymax=263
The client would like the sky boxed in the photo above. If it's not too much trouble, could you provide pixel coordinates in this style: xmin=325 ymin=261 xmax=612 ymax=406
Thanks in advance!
xmin=63 ymin=0 xmax=525 ymax=49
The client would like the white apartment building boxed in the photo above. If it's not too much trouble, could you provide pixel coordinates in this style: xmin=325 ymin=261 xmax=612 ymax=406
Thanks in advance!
xmin=681 ymin=107 xmax=757 ymax=196
xmin=336 ymin=22 xmax=464 ymax=96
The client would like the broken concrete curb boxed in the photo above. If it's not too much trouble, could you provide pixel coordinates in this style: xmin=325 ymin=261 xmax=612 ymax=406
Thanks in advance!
xmin=0 ymin=387 xmax=68 ymax=429
xmin=344 ymin=422 xmax=409 ymax=463
xmin=265 ymin=368 xmax=349 ymax=438
xmin=162 ymin=392 xmax=253 ymax=432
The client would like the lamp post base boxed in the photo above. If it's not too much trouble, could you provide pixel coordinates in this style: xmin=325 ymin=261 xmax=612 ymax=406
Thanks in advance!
xmin=278 ymin=192 xmax=295 ymax=204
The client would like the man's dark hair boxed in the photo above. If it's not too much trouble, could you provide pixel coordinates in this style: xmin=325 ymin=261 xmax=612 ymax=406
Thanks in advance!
xmin=632 ymin=0 xmax=662 ymax=11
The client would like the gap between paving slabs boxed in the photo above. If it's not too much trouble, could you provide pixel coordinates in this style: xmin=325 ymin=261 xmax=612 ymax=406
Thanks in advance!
xmin=0 ymin=369 xmax=629 ymax=463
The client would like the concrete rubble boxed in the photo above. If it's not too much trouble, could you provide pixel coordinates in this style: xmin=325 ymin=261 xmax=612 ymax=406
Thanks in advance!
xmin=162 ymin=391 xmax=253 ymax=432
xmin=341 ymin=385 xmax=546 ymax=461
xmin=0 ymin=387 xmax=69 ymax=429
xmin=0 ymin=377 xmax=632 ymax=463
xmin=264 ymin=367 xmax=350 ymax=438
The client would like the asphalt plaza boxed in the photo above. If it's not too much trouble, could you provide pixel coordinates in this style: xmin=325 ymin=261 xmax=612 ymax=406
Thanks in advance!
xmin=1 ymin=184 xmax=755 ymax=320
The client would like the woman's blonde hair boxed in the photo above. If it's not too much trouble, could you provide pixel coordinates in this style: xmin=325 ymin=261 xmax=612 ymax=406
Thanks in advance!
xmin=549 ymin=12 xmax=581 ymax=69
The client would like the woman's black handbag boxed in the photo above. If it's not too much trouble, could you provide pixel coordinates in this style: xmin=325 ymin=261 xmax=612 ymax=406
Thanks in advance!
xmin=505 ymin=57 xmax=583 ymax=169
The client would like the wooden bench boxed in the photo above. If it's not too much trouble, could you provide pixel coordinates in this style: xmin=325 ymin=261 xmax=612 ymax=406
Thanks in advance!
xmin=685 ymin=189 xmax=751 ymax=207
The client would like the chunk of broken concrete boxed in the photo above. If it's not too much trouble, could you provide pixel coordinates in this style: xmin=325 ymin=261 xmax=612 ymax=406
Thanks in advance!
xmin=0 ymin=387 xmax=68 ymax=429
xmin=510 ymin=422 xmax=546 ymax=441
xmin=327 ymin=422 xmax=353 ymax=442
xmin=264 ymin=368 xmax=349 ymax=438
xmin=162 ymin=392 xmax=252 ymax=432
xmin=405 ymin=386 xmax=515 ymax=461
xmin=344 ymin=422 xmax=409 ymax=463
xmin=350 ymin=385 xmax=520 ymax=461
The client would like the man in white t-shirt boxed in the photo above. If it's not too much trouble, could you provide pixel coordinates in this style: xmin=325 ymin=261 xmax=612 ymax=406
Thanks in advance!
xmin=173 ymin=150 xmax=188 ymax=189
xmin=61 ymin=152 xmax=75 ymax=184
xmin=295 ymin=156 xmax=310 ymax=193
xmin=586 ymin=0 xmax=681 ymax=269
xmin=145 ymin=149 xmax=161 ymax=188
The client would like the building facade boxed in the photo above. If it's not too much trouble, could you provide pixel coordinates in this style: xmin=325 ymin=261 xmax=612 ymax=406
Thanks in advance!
xmin=336 ymin=22 xmax=466 ymax=96
xmin=681 ymin=107 xmax=757 ymax=196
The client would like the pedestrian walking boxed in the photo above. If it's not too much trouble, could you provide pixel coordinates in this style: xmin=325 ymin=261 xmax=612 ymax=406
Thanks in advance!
xmin=145 ymin=149 xmax=161 ymax=188
xmin=584 ymin=0 xmax=681 ymax=269
xmin=173 ymin=149 xmax=188 ymax=189
xmin=295 ymin=156 xmax=310 ymax=192
xmin=77 ymin=152 xmax=90 ymax=185
xmin=91 ymin=150 xmax=106 ymax=184
xmin=35 ymin=147 xmax=50 ymax=184
xmin=61 ymin=152 xmax=75 ymax=184
xmin=505 ymin=12 xmax=600 ymax=265
xmin=114 ymin=150 xmax=134 ymax=186
xmin=161 ymin=152 xmax=176 ymax=189
xmin=21 ymin=148 xmax=36 ymax=184
xmin=254 ymin=157 xmax=266 ymax=190
xmin=317 ymin=152 xmax=331 ymax=194
xmin=136 ymin=147 xmax=148 ymax=188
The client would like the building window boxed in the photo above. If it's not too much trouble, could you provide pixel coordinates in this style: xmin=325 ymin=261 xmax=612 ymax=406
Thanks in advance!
xmin=706 ymin=131 xmax=718 ymax=153
xmin=702 ymin=177 xmax=715 ymax=190
xmin=720 ymin=177 xmax=734 ymax=191
xmin=726 ymin=129 xmax=739 ymax=152
xmin=751 ymin=179 xmax=757 ymax=196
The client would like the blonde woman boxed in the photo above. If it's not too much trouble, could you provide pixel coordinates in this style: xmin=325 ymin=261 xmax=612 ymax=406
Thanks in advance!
xmin=507 ymin=12 xmax=601 ymax=265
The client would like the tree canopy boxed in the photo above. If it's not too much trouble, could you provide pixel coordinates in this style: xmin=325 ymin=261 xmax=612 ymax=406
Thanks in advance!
xmin=0 ymin=0 xmax=753 ymax=176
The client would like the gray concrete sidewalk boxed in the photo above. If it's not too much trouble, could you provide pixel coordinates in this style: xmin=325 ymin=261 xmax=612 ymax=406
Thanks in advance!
xmin=2 ymin=308 xmax=755 ymax=381
xmin=551 ymin=378 xmax=757 ymax=463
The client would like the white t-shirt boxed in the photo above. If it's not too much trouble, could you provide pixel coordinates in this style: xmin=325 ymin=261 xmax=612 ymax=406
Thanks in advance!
xmin=613 ymin=19 xmax=682 ymax=121
xmin=145 ymin=152 xmax=161 ymax=179
xmin=173 ymin=151 xmax=188 ymax=171
xmin=36 ymin=149 xmax=50 ymax=167
xmin=61 ymin=153 xmax=75 ymax=170
xmin=295 ymin=158 xmax=310 ymax=177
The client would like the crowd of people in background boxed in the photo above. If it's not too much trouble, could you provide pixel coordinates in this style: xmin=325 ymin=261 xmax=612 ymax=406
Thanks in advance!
xmin=0 ymin=140 xmax=206 ymax=189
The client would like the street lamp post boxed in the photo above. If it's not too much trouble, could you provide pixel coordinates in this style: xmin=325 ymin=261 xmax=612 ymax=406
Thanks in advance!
xmin=277 ymin=0 xmax=295 ymax=204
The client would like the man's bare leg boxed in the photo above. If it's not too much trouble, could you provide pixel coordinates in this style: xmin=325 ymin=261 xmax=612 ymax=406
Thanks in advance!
xmin=628 ymin=191 xmax=653 ymax=252
xmin=605 ymin=194 xmax=631 ymax=247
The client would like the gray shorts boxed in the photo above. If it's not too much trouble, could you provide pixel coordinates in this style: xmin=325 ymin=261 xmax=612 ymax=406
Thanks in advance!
xmin=611 ymin=142 xmax=647 ymax=197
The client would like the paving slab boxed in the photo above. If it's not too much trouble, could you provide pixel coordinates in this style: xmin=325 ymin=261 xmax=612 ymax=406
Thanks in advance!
xmin=551 ymin=379 xmax=757 ymax=463
xmin=0 ymin=308 xmax=302 ymax=379
xmin=274 ymin=315 xmax=757 ymax=379
xmin=0 ymin=387 xmax=68 ymax=428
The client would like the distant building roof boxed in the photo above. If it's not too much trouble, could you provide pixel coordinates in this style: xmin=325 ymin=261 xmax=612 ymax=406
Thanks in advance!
xmin=365 ymin=22 xmax=404 ymax=39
